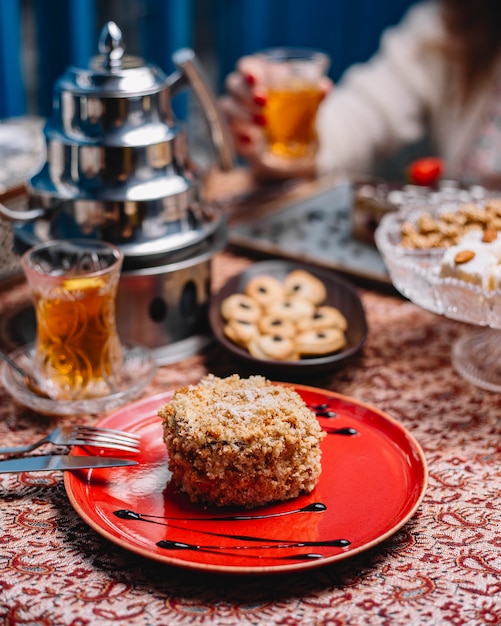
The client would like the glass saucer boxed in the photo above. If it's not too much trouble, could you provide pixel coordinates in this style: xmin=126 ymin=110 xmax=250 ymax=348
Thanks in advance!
xmin=375 ymin=200 xmax=501 ymax=392
xmin=0 ymin=342 xmax=157 ymax=415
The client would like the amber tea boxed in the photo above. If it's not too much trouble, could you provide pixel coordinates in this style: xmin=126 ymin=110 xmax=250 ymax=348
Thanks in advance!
xmin=260 ymin=48 xmax=330 ymax=159
xmin=22 ymin=240 xmax=123 ymax=401
xmin=265 ymin=81 xmax=324 ymax=157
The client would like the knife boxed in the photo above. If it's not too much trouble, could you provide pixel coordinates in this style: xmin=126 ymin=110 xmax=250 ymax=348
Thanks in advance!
xmin=0 ymin=455 xmax=138 ymax=473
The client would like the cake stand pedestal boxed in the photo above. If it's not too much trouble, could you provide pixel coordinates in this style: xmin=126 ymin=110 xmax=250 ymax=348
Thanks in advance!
xmin=451 ymin=327 xmax=501 ymax=392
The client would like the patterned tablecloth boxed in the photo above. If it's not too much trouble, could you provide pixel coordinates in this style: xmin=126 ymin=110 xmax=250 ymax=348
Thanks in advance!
xmin=0 ymin=249 xmax=500 ymax=626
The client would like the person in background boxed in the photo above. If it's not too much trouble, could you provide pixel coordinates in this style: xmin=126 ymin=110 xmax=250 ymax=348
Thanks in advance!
xmin=220 ymin=0 xmax=501 ymax=189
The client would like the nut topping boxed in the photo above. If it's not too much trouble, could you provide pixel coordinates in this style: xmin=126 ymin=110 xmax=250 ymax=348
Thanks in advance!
xmin=454 ymin=250 xmax=475 ymax=264
xmin=482 ymin=228 xmax=498 ymax=243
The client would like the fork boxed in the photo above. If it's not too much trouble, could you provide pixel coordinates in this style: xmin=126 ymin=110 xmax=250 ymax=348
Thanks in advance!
xmin=0 ymin=426 xmax=141 ymax=457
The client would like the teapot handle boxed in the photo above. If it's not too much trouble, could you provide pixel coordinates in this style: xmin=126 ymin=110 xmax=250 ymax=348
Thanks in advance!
xmin=0 ymin=202 xmax=46 ymax=222
xmin=170 ymin=49 xmax=235 ymax=172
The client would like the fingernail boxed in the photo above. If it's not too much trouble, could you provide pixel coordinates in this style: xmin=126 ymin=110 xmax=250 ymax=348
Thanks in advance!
xmin=253 ymin=94 xmax=267 ymax=107
xmin=252 ymin=113 xmax=266 ymax=126
xmin=244 ymin=73 xmax=256 ymax=86
xmin=237 ymin=133 xmax=252 ymax=145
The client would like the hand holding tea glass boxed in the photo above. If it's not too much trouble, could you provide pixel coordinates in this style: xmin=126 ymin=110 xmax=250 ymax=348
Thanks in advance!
xmin=21 ymin=240 xmax=124 ymax=401
xmin=221 ymin=47 xmax=331 ymax=179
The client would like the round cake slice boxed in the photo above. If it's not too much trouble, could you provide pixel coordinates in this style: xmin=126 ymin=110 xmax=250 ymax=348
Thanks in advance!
xmin=159 ymin=374 xmax=326 ymax=508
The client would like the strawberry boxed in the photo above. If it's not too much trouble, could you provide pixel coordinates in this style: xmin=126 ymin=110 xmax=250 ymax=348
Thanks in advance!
xmin=407 ymin=157 xmax=444 ymax=186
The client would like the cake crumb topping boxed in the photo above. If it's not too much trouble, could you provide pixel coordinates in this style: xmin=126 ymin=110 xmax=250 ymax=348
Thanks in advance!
xmin=159 ymin=374 xmax=325 ymax=508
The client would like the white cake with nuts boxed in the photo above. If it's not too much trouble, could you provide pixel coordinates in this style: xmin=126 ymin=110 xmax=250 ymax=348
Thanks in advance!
xmin=159 ymin=374 xmax=325 ymax=508
xmin=439 ymin=229 xmax=501 ymax=290
xmin=397 ymin=199 xmax=501 ymax=291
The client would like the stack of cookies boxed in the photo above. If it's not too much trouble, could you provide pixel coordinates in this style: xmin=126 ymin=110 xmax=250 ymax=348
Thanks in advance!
xmin=221 ymin=269 xmax=348 ymax=361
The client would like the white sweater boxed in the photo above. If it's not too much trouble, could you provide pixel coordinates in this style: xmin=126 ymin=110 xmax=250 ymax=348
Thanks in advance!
xmin=316 ymin=0 xmax=501 ymax=185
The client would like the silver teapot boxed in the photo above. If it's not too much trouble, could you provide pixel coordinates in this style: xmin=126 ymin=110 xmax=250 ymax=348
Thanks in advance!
xmin=0 ymin=21 xmax=233 ymax=262
xmin=0 ymin=22 xmax=234 ymax=361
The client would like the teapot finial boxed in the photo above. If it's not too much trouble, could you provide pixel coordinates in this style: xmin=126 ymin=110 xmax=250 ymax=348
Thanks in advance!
xmin=98 ymin=21 xmax=125 ymax=69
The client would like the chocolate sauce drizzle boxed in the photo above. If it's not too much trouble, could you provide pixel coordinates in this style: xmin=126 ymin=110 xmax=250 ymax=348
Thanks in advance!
xmin=310 ymin=402 xmax=338 ymax=418
xmin=308 ymin=402 xmax=360 ymax=436
xmin=113 ymin=504 xmax=351 ymax=562
xmin=324 ymin=426 xmax=359 ymax=436
xmin=110 ymin=399 xmax=360 ymax=563
xmin=116 ymin=501 xmax=326 ymax=522
xmin=155 ymin=538 xmax=347 ymax=561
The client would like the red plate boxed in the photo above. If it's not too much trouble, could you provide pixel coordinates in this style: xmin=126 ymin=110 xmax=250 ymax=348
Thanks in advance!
xmin=64 ymin=385 xmax=427 ymax=575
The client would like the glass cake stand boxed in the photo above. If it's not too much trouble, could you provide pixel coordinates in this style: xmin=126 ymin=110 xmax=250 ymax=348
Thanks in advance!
xmin=375 ymin=198 xmax=501 ymax=392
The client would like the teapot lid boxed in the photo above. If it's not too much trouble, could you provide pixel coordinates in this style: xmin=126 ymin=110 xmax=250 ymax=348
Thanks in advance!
xmin=55 ymin=22 xmax=168 ymax=97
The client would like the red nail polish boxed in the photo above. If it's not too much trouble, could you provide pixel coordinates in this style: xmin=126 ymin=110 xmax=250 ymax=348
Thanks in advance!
xmin=237 ymin=133 xmax=252 ymax=145
xmin=244 ymin=73 xmax=256 ymax=86
xmin=253 ymin=94 xmax=267 ymax=107
xmin=253 ymin=113 xmax=266 ymax=126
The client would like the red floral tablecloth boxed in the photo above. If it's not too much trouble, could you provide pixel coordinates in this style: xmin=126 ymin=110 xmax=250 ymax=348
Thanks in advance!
xmin=1 ymin=251 xmax=500 ymax=626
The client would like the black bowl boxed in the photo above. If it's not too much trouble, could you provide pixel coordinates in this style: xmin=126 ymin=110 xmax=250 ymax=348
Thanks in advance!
xmin=209 ymin=260 xmax=367 ymax=378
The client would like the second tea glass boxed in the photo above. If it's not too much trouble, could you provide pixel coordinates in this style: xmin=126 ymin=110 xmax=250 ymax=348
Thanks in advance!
xmin=259 ymin=47 xmax=330 ymax=159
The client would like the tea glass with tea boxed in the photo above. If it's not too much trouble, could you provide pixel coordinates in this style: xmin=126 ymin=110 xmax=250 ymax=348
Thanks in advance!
xmin=21 ymin=239 xmax=124 ymax=401
xmin=259 ymin=48 xmax=330 ymax=159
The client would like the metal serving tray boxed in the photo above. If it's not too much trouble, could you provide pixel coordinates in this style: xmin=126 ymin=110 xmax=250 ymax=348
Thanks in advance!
xmin=228 ymin=180 xmax=390 ymax=285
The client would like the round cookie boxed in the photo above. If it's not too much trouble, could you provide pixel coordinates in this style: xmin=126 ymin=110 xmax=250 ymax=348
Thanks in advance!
xmin=296 ymin=328 xmax=346 ymax=356
xmin=257 ymin=314 xmax=297 ymax=339
xmin=284 ymin=270 xmax=327 ymax=306
xmin=224 ymin=319 xmax=258 ymax=347
xmin=248 ymin=334 xmax=299 ymax=361
xmin=221 ymin=293 xmax=261 ymax=323
xmin=266 ymin=297 xmax=315 ymax=322
xmin=244 ymin=275 xmax=285 ymax=308
xmin=297 ymin=306 xmax=348 ymax=332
